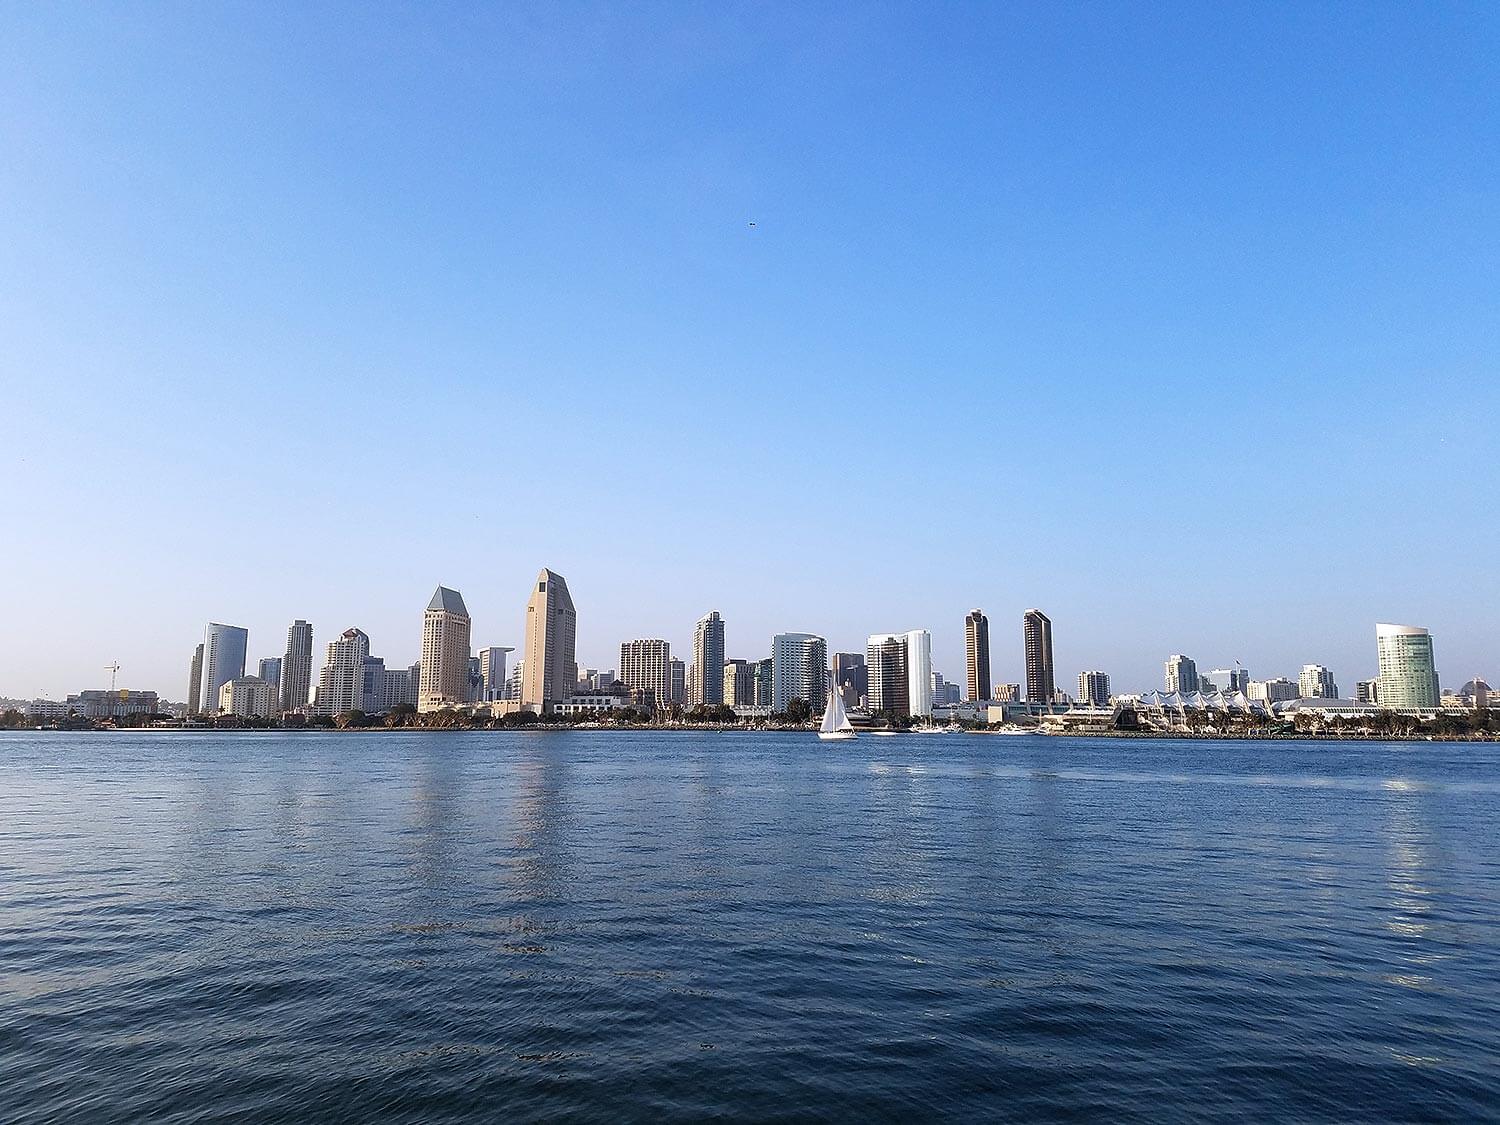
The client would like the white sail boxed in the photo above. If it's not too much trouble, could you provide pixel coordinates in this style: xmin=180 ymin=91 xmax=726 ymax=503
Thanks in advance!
xmin=820 ymin=685 xmax=852 ymax=733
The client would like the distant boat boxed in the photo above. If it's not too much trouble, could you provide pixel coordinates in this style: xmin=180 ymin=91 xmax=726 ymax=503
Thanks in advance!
xmin=818 ymin=688 xmax=856 ymax=741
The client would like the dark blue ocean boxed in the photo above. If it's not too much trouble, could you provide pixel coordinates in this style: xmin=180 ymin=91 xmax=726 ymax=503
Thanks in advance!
xmin=1 ymin=730 xmax=1497 ymax=1123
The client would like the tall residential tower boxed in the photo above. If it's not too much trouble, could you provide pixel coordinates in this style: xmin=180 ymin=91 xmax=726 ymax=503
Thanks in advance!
xmin=1022 ymin=610 xmax=1054 ymax=704
xmin=281 ymin=619 xmax=314 ymax=714
xmin=691 ymin=611 xmax=726 ymax=706
xmin=964 ymin=609 xmax=990 ymax=703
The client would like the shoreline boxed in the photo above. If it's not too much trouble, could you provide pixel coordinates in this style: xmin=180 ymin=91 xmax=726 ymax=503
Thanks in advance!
xmin=10 ymin=725 xmax=1498 ymax=743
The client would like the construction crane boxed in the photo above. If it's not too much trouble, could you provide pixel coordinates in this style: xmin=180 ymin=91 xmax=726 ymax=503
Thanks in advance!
xmin=105 ymin=662 xmax=121 ymax=691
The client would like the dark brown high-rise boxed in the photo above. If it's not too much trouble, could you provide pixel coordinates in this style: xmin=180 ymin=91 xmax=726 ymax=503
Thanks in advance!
xmin=964 ymin=610 xmax=990 ymax=703
xmin=1022 ymin=609 xmax=1054 ymax=704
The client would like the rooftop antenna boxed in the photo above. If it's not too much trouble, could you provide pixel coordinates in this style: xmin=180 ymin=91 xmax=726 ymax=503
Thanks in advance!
xmin=105 ymin=662 xmax=121 ymax=691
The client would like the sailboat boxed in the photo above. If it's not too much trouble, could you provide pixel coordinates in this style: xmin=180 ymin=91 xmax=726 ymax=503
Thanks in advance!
xmin=818 ymin=685 xmax=857 ymax=741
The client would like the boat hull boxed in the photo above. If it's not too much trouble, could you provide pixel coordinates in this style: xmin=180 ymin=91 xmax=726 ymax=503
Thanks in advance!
xmin=817 ymin=731 xmax=857 ymax=741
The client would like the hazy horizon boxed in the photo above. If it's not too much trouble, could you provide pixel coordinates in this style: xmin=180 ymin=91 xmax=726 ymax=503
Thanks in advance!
xmin=3 ymin=4 xmax=1497 ymax=700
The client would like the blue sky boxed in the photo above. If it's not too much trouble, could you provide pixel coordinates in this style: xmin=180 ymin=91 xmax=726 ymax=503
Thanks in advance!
xmin=2 ymin=2 xmax=1496 ymax=700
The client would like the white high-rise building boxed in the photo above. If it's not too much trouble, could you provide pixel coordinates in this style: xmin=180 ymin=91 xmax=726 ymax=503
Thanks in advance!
xmin=419 ymin=586 xmax=471 ymax=712
xmin=1164 ymin=655 xmax=1199 ymax=695
xmin=691 ymin=611 xmax=726 ymax=706
xmin=619 ymin=639 xmax=671 ymax=711
xmin=315 ymin=628 xmax=371 ymax=715
xmin=199 ymin=623 xmax=249 ymax=714
xmin=1376 ymin=623 xmax=1440 ymax=709
xmin=1078 ymin=671 xmax=1111 ymax=707
xmin=1299 ymin=664 xmax=1338 ymax=699
xmin=866 ymin=630 xmax=933 ymax=718
xmin=771 ymin=632 xmax=828 ymax=714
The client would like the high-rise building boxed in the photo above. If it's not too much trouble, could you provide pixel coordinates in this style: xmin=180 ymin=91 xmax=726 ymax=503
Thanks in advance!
xmin=965 ymin=610 xmax=991 ymax=702
xmin=257 ymin=657 xmax=282 ymax=697
xmin=218 ymin=676 xmax=278 ymax=719
xmin=930 ymin=672 xmax=962 ymax=705
xmin=199 ymin=623 xmax=249 ymax=714
xmin=1355 ymin=678 xmax=1380 ymax=705
xmin=187 ymin=643 xmax=204 ymax=716
xmin=867 ymin=630 xmax=933 ymax=718
xmin=281 ymin=620 xmax=314 ymax=714
xmin=833 ymin=652 xmax=867 ymax=709
xmin=419 ymin=586 xmax=471 ymax=712
xmin=522 ymin=569 xmax=577 ymax=711
xmin=691 ymin=611 xmax=726 ymax=706
xmin=619 ymin=639 xmax=671 ymax=711
xmin=1299 ymin=664 xmax=1338 ymax=700
xmin=1205 ymin=666 xmax=1249 ymax=693
xmin=383 ymin=666 xmax=418 ymax=710
xmin=315 ymin=627 xmax=371 ymax=715
xmin=992 ymin=682 xmax=1021 ymax=703
xmin=477 ymin=647 xmax=515 ymax=701
xmin=504 ymin=660 xmax=523 ymax=701
xmin=669 ymin=657 xmax=686 ymax=704
xmin=1247 ymin=678 xmax=1299 ymax=703
xmin=754 ymin=658 xmax=774 ymax=707
xmin=1376 ymin=623 xmax=1440 ymax=709
xmin=771 ymin=632 xmax=828 ymax=714
xmin=723 ymin=659 xmax=756 ymax=707
xmin=1023 ymin=610 xmax=1054 ymax=704
xmin=1164 ymin=654 xmax=1199 ymax=695
xmin=1078 ymin=671 xmax=1111 ymax=707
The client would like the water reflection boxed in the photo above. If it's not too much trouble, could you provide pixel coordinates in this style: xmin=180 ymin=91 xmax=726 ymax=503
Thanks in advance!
xmin=1381 ymin=776 xmax=1442 ymax=990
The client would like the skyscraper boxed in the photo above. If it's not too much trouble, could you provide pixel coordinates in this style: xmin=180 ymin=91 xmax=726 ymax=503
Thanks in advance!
xmin=832 ymin=652 xmax=867 ymax=709
xmin=315 ymin=627 xmax=371 ymax=715
xmin=1078 ymin=670 xmax=1111 ymax=706
xmin=691 ymin=610 xmax=726 ymax=706
xmin=1376 ymin=623 xmax=1440 ymax=709
xmin=478 ymin=646 xmax=515 ymax=701
xmin=419 ymin=586 xmax=471 ymax=712
xmin=1164 ymin=654 xmax=1199 ymax=694
xmin=1022 ymin=610 xmax=1054 ymax=704
xmin=866 ymin=630 xmax=933 ymax=718
xmin=522 ymin=569 xmax=577 ymax=710
xmin=669 ymin=657 xmax=686 ymax=704
xmin=257 ymin=657 xmax=282 ymax=697
xmin=754 ymin=658 xmax=774 ymax=707
xmin=771 ymin=632 xmax=827 ymax=714
xmin=187 ymin=642 xmax=204 ymax=716
xmin=281 ymin=619 xmax=314 ymax=714
xmin=1298 ymin=664 xmax=1338 ymax=699
xmin=964 ymin=609 xmax=990 ymax=702
xmin=198 ymin=623 xmax=248 ymax=714
xmin=619 ymin=639 xmax=671 ymax=711
xmin=1355 ymin=678 xmax=1379 ymax=705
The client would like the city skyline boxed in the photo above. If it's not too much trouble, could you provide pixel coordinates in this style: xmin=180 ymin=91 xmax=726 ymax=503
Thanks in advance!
xmin=3 ymin=6 xmax=1498 ymax=699
xmin=4 ymin=570 xmax=1496 ymax=707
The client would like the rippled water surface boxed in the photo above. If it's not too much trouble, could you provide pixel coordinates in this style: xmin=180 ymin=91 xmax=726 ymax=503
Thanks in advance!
xmin=2 ymin=731 xmax=1498 ymax=1122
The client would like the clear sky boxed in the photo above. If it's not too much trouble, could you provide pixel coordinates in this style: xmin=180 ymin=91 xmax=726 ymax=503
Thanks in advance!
xmin=2 ymin=2 xmax=1497 ymax=701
